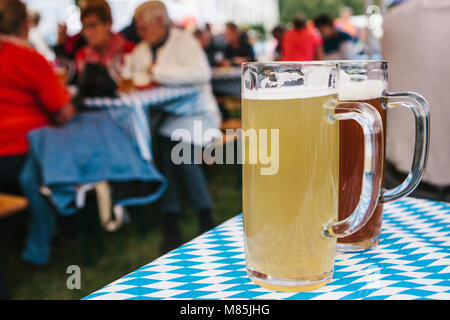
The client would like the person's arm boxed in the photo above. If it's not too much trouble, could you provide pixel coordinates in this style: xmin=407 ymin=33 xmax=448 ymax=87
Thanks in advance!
xmin=246 ymin=40 xmax=256 ymax=62
xmin=314 ymin=45 xmax=325 ymax=61
xmin=51 ymin=103 xmax=76 ymax=125
xmin=217 ymin=59 xmax=232 ymax=67
xmin=27 ymin=52 xmax=75 ymax=124
xmin=53 ymin=24 xmax=71 ymax=58
xmin=231 ymin=56 xmax=251 ymax=65
xmin=280 ymin=33 xmax=288 ymax=61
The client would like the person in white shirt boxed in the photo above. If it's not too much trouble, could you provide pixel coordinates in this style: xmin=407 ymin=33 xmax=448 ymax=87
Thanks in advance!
xmin=382 ymin=0 xmax=450 ymax=201
xmin=128 ymin=0 xmax=222 ymax=253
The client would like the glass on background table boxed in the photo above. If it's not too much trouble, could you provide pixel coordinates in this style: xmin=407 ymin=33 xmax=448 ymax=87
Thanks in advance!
xmin=83 ymin=197 xmax=450 ymax=300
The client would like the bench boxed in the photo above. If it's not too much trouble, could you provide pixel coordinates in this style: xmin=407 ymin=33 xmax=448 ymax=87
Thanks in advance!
xmin=0 ymin=193 xmax=28 ymax=219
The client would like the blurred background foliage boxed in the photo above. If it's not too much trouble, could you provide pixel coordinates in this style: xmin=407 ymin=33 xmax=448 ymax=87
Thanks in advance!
xmin=279 ymin=0 xmax=366 ymax=24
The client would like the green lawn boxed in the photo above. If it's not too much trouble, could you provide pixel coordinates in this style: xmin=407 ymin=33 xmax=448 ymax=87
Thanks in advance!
xmin=0 ymin=163 xmax=242 ymax=300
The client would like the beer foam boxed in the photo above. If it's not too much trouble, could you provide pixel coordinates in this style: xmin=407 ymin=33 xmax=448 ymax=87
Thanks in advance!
xmin=243 ymin=87 xmax=337 ymax=100
xmin=243 ymin=65 xmax=337 ymax=100
xmin=338 ymin=71 xmax=386 ymax=101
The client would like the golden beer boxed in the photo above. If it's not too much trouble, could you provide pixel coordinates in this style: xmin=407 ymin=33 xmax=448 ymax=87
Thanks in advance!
xmin=55 ymin=67 xmax=68 ymax=84
xmin=118 ymin=78 xmax=135 ymax=93
xmin=242 ymin=91 xmax=339 ymax=291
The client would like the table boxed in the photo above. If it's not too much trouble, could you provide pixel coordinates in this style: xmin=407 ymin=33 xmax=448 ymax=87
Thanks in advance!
xmin=212 ymin=67 xmax=241 ymax=82
xmin=84 ymin=197 xmax=450 ymax=300
xmin=212 ymin=67 xmax=241 ymax=98
xmin=212 ymin=68 xmax=241 ymax=120
xmin=0 ymin=193 xmax=27 ymax=219
xmin=19 ymin=86 xmax=210 ymax=265
xmin=26 ymin=86 xmax=205 ymax=214
xmin=84 ymin=86 xmax=203 ymax=161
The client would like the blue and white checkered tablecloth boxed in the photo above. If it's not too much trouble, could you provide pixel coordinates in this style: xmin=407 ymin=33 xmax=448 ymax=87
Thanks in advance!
xmin=83 ymin=86 xmax=203 ymax=161
xmin=84 ymin=197 xmax=450 ymax=300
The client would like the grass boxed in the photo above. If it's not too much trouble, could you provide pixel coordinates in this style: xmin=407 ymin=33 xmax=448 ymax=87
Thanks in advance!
xmin=0 ymin=163 xmax=242 ymax=300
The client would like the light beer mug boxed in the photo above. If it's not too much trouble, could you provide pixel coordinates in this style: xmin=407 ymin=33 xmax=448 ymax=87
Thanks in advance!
xmin=241 ymin=62 xmax=384 ymax=292
xmin=336 ymin=60 xmax=430 ymax=252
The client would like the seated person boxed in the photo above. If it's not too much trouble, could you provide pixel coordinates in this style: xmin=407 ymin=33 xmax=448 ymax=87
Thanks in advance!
xmin=74 ymin=1 xmax=135 ymax=90
xmin=194 ymin=28 xmax=218 ymax=67
xmin=0 ymin=0 xmax=75 ymax=264
xmin=129 ymin=0 xmax=222 ymax=252
xmin=313 ymin=14 xmax=354 ymax=60
xmin=54 ymin=0 xmax=108 ymax=61
xmin=53 ymin=0 xmax=105 ymax=61
xmin=218 ymin=22 xmax=255 ymax=67
xmin=382 ymin=0 xmax=450 ymax=201
xmin=271 ymin=25 xmax=285 ymax=61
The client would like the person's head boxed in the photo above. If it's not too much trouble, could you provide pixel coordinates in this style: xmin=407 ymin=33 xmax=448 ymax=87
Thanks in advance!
xmin=271 ymin=25 xmax=285 ymax=41
xmin=224 ymin=22 xmax=240 ymax=45
xmin=28 ymin=10 xmax=40 ymax=28
xmin=0 ymin=0 xmax=28 ymax=39
xmin=77 ymin=0 xmax=107 ymax=10
xmin=313 ymin=14 xmax=336 ymax=39
xmin=134 ymin=0 xmax=171 ymax=45
xmin=193 ymin=28 xmax=210 ymax=48
xmin=193 ymin=29 xmax=202 ymax=40
xmin=292 ymin=14 xmax=306 ymax=30
xmin=80 ymin=2 xmax=112 ymax=49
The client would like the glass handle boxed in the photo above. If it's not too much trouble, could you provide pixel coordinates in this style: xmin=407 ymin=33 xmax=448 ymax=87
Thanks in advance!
xmin=323 ymin=102 xmax=384 ymax=238
xmin=380 ymin=91 xmax=430 ymax=203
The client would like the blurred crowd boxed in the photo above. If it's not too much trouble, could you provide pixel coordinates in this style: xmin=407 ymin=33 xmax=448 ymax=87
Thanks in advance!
xmin=0 ymin=0 xmax=226 ymax=300
xmin=192 ymin=7 xmax=367 ymax=65
xmin=20 ymin=2 xmax=372 ymax=81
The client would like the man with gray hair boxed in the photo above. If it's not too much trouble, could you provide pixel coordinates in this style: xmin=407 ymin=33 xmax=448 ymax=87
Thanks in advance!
xmin=126 ymin=1 xmax=222 ymax=253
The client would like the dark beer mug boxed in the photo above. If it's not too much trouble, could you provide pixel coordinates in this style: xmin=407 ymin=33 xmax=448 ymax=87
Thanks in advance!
xmin=336 ymin=60 xmax=430 ymax=252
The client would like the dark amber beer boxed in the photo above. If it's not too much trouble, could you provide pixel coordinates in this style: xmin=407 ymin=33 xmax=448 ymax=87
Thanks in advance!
xmin=338 ymin=96 xmax=386 ymax=250
xmin=336 ymin=60 xmax=430 ymax=252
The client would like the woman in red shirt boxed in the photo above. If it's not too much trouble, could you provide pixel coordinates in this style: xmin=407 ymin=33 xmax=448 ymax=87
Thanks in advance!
xmin=0 ymin=0 xmax=75 ymax=194
xmin=75 ymin=3 xmax=135 ymax=83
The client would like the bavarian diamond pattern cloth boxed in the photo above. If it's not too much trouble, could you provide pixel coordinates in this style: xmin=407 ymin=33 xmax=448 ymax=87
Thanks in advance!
xmin=83 ymin=86 xmax=203 ymax=161
xmin=84 ymin=198 xmax=450 ymax=300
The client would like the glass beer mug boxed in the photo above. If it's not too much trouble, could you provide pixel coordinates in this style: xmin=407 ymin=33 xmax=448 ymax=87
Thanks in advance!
xmin=336 ymin=60 xmax=430 ymax=252
xmin=241 ymin=62 xmax=384 ymax=292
